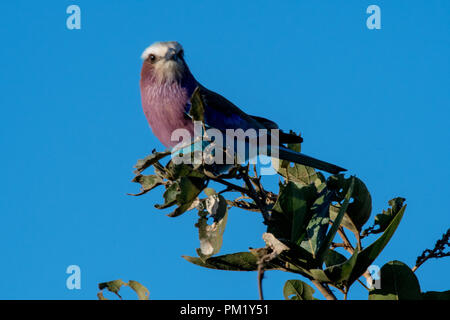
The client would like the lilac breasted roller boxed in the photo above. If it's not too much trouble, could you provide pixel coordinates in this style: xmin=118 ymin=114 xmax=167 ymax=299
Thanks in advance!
xmin=139 ymin=41 xmax=345 ymax=174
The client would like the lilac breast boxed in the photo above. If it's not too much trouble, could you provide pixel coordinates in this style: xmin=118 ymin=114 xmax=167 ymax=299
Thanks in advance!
xmin=140 ymin=79 xmax=196 ymax=148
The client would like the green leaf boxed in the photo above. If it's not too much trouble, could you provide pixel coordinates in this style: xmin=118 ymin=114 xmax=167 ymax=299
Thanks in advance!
xmin=369 ymin=260 xmax=421 ymax=300
xmin=182 ymin=252 xmax=260 ymax=271
xmin=348 ymin=205 xmax=406 ymax=285
xmin=165 ymin=161 xmax=206 ymax=180
xmin=155 ymin=181 xmax=179 ymax=209
xmin=324 ymin=250 xmax=348 ymax=268
xmin=308 ymin=249 xmax=358 ymax=285
xmin=169 ymin=177 xmax=206 ymax=217
xmin=283 ymin=279 xmax=317 ymax=300
xmin=128 ymin=280 xmax=150 ymax=300
xmin=176 ymin=177 xmax=205 ymax=204
xmin=98 ymin=280 xmax=150 ymax=300
xmin=281 ymin=182 xmax=316 ymax=244
xmin=129 ymin=174 xmax=163 ymax=196
xmin=362 ymin=197 xmax=406 ymax=236
xmin=98 ymin=279 xmax=127 ymax=299
xmin=323 ymin=249 xmax=358 ymax=284
xmin=274 ymin=143 xmax=325 ymax=187
xmin=134 ymin=150 xmax=171 ymax=174
xmin=316 ymin=177 xmax=355 ymax=264
xmin=300 ymin=188 xmax=334 ymax=258
xmin=268 ymin=182 xmax=316 ymax=241
xmin=169 ymin=202 xmax=195 ymax=218
xmin=328 ymin=175 xmax=372 ymax=235
xmin=308 ymin=269 xmax=331 ymax=283
xmin=422 ymin=291 xmax=450 ymax=300
xmin=155 ymin=177 xmax=206 ymax=217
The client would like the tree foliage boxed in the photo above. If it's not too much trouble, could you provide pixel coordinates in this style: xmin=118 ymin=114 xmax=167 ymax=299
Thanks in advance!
xmin=123 ymin=145 xmax=450 ymax=300
xmin=100 ymin=91 xmax=449 ymax=300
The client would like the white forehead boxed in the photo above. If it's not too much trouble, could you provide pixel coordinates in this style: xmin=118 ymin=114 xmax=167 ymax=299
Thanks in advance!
xmin=141 ymin=41 xmax=183 ymax=60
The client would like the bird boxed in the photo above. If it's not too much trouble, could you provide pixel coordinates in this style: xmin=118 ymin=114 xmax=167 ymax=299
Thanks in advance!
xmin=139 ymin=41 xmax=345 ymax=174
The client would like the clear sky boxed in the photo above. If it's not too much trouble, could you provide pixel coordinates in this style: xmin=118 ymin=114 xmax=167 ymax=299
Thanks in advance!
xmin=0 ymin=1 xmax=449 ymax=300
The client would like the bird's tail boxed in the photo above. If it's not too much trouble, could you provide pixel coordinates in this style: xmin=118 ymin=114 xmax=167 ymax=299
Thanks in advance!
xmin=172 ymin=139 xmax=346 ymax=175
xmin=274 ymin=145 xmax=346 ymax=174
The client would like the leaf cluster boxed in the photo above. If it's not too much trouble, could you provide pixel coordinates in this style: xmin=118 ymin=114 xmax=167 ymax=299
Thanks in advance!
xmin=120 ymin=89 xmax=449 ymax=300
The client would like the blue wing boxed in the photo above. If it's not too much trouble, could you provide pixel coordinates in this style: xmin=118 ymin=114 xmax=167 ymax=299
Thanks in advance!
xmin=182 ymin=85 xmax=345 ymax=174
xmin=190 ymin=85 xmax=266 ymax=132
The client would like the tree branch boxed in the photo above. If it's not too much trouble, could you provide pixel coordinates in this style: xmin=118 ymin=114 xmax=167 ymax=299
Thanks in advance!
xmin=412 ymin=229 xmax=450 ymax=272
xmin=337 ymin=227 xmax=354 ymax=254
xmin=257 ymin=264 xmax=265 ymax=300
xmin=311 ymin=280 xmax=337 ymax=300
xmin=240 ymin=166 xmax=271 ymax=223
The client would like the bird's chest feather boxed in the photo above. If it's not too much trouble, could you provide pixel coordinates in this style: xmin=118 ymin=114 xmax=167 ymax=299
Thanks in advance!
xmin=141 ymin=82 xmax=194 ymax=148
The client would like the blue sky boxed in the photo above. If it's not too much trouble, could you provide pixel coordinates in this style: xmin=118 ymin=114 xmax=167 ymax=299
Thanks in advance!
xmin=0 ymin=1 xmax=448 ymax=300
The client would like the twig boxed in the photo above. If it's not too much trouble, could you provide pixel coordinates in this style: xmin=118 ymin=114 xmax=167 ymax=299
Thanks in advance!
xmin=255 ymin=246 xmax=280 ymax=301
xmin=208 ymin=175 xmax=249 ymax=195
xmin=257 ymin=264 xmax=265 ymax=300
xmin=226 ymin=199 xmax=260 ymax=212
xmin=337 ymin=227 xmax=354 ymax=254
xmin=205 ymin=166 xmax=273 ymax=223
xmin=252 ymin=164 xmax=258 ymax=178
xmin=412 ymin=229 xmax=450 ymax=272
xmin=337 ymin=227 xmax=373 ymax=283
xmin=240 ymin=166 xmax=271 ymax=223
xmin=217 ymin=186 xmax=234 ymax=194
xmin=357 ymin=278 xmax=370 ymax=291
xmin=330 ymin=242 xmax=353 ymax=250
xmin=311 ymin=280 xmax=337 ymax=300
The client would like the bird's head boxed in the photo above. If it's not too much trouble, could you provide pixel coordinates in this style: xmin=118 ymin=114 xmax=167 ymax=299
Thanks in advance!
xmin=141 ymin=41 xmax=187 ymax=83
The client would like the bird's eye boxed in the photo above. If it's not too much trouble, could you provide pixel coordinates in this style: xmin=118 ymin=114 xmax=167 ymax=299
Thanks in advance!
xmin=177 ymin=50 xmax=184 ymax=58
xmin=149 ymin=54 xmax=156 ymax=62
